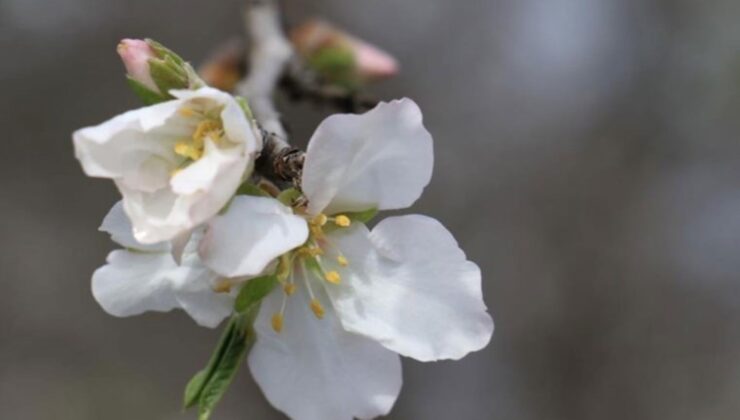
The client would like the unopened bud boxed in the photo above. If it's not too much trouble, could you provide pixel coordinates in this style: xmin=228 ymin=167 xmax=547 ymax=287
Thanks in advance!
xmin=117 ymin=38 xmax=204 ymax=104
xmin=118 ymin=39 xmax=158 ymax=92
xmin=290 ymin=20 xmax=399 ymax=88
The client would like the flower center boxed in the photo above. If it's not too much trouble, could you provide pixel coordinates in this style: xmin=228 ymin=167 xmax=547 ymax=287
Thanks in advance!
xmin=270 ymin=212 xmax=353 ymax=333
xmin=172 ymin=106 xmax=225 ymax=168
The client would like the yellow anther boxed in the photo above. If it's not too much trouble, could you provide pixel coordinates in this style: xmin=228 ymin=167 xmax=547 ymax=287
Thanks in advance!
xmin=271 ymin=313 xmax=284 ymax=333
xmin=213 ymin=280 xmax=232 ymax=294
xmin=334 ymin=215 xmax=351 ymax=227
xmin=313 ymin=214 xmax=328 ymax=226
xmin=174 ymin=142 xmax=202 ymax=160
xmin=337 ymin=255 xmax=349 ymax=267
xmin=178 ymin=107 xmax=196 ymax=118
xmin=310 ymin=299 xmax=325 ymax=319
xmin=193 ymin=120 xmax=222 ymax=142
xmin=283 ymin=283 xmax=296 ymax=295
xmin=324 ymin=271 xmax=341 ymax=284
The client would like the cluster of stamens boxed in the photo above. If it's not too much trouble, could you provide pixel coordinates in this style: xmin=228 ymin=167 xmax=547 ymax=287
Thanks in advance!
xmin=172 ymin=106 xmax=225 ymax=169
xmin=271 ymin=212 xmax=353 ymax=333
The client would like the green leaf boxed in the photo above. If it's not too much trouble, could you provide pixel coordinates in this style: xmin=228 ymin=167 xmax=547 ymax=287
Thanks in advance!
xmin=234 ymin=275 xmax=278 ymax=313
xmin=184 ymin=308 xmax=260 ymax=420
xmin=197 ymin=311 xmax=258 ymax=420
xmin=344 ymin=208 xmax=379 ymax=224
xmin=235 ymin=182 xmax=271 ymax=197
xmin=183 ymin=370 xmax=207 ymax=408
xmin=277 ymin=188 xmax=302 ymax=207
xmin=126 ymin=77 xmax=168 ymax=105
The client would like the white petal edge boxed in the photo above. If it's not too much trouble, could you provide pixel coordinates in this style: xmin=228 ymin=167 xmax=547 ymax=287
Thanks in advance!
xmin=302 ymin=98 xmax=433 ymax=215
xmin=198 ymin=196 xmax=309 ymax=277
xmin=248 ymin=284 xmax=402 ymax=420
xmin=99 ymin=201 xmax=170 ymax=252
xmin=325 ymin=215 xmax=494 ymax=362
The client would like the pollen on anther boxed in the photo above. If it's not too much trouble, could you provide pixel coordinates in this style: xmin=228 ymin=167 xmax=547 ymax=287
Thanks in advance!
xmin=324 ymin=271 xmax=341 ymax=284
xmin=334 ymin=215 xmax=351 ymax=227
xmin=178 ymin=107 xmax=196 ymax=118
xmin=314 ymin=214 xmax=328 ymax=226
xmin=337 ymin=255 xmax=349 ymax=267
xmin=271 ymin=313 xmax=284 ymax=333
xmin=310 ymin=299 xmax=325 ymax=319
xmin=283 ymin=283 xmax=296 ymax=295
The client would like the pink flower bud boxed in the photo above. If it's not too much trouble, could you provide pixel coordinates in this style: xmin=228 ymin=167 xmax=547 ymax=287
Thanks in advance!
xmin=291 ymin=20 xmax=399 ymax=82
xmin=117 ymin=39 xmax=159 ymax=92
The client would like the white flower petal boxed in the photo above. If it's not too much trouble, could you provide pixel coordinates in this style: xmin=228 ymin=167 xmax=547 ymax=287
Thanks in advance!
xmin=99 ymin=201 xmax=169 ymax=252
xmin=199 ymin=196 xmax=309 ymax=277
xmin=73 ymin=100 xmax=186 ymax=190
xmin=92 ymin=250 xmax=180 ymax=318
xmin=326 ymin=215 xmax=494 ymax=362
xmin=249 ymin=285 xmax=402 ymax=420
xmin=173 ymin=261 xmax=234 ymax=328
xmin=302 ymin=98 xmax=433 ymax=215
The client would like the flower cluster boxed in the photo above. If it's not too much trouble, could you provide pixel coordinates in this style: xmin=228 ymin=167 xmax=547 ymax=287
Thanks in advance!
xmin=74 ymin=40 xmax=493 ymax=420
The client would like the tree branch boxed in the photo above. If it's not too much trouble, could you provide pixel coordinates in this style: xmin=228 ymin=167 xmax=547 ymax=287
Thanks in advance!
xmin=237 ymin=0 xmax=304 ymax=186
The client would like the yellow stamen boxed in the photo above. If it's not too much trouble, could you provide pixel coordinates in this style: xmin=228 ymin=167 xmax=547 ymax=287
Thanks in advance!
xmin=337 ymin=255 xmax=349 ymax=267
xmin=178 ymin=107 xmax=196 ymax=118
xmin=193 ymin=120 xmax=222 ymax=142
xmin=313 ymin=214 xmax=328 ymax=226
xmin=174 ymin=142 xmax=202 ymax=160
xmin=334 ymin=215 xmax=351 ymax=227
xmin=283 ymin=283 xmax=296 ymax=295
xmin=213 ymin=280 xmax=232 ymax=294
xmin=271 ymin=313 xmax=284 ymax=333
xmin=324 ymin=271 xmax=341 ymax=284
xmin=310 ymin=299 xmax=325 ymax=319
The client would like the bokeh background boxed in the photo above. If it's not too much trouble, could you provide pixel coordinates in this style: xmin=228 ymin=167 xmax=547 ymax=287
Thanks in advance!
xmin=2 ymin=0 xmax=740 ymax=418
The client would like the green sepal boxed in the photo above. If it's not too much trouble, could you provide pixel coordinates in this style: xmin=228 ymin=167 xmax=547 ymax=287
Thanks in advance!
xmin=146 ymin=38 xmax=186 ymax=67
xmin=235 ymin=96 xmax=254 ymax=120
xmin=234 ymin=275 xmax=278 ymax=313
xmin=126 ymin=77 xmax=168 ymax=105
xmin=235 ymin=182 xmax=271 ymax=198
xmin=344 ymin=207 xmax=378 ymax=224
xmin=277 ymin=188 xmax=302 ymax=207
xmin=149 ymin=56 xmax=189 ymax=95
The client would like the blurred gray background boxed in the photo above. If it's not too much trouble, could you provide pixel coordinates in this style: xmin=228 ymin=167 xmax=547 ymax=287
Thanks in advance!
xmin=2 ymin=0 xmax=740 ymax=418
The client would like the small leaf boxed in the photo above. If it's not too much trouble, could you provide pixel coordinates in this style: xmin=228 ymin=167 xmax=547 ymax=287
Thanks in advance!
xmin=126 ymin=77 xmax=168 ymax=105
xmin=235 ymin=275 xmax=278 ymax=313
xmin=182 ymin=320 xmax=238 ymax=409
xmin=146 ymin=38 xmax=186 ymax=67
xmin=277 ymin=188 xmax=302 ymax=206
xmin=235 ymin=182 xmax=271 ymax=197
xmin=183 ymin=370 xmax=207 ymax=408
xmin=197 ymin=310 xmax=258 ymax=420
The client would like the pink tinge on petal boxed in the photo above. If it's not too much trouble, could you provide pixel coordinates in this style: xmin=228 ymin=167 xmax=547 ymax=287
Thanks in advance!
xmin=117 ymin=38 xmax=159 ymax=92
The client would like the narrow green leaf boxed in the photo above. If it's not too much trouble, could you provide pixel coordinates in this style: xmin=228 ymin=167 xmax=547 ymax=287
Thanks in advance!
xmin=126 ymin=77 xmax=168 ymax=105
xmin=183 ymin=370 xmax=207 ymax=408
xmin=182 ymin=319 xmax=238 ymax=409
xmin=235 ymin=275 xmax=278 ymax=313
xmin=277 ymin=188 xmax=302 ymax=207
xmin=197 ymin=310 xmax=258 ymax=420
xmin=145 ymin=38 xmax=186 ymax=67
xmin=235 ymin=182 xmax=271 ymax=197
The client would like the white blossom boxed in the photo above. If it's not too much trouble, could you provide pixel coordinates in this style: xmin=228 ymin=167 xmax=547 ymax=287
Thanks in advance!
xmin=91 ymin=201 xmax=235 ymax=328
xmin=73 ymin=87 xmax=261 ymax=244
xmin=200 ymin=99 xmax=494 ymax=420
